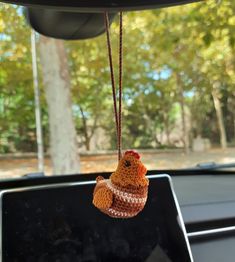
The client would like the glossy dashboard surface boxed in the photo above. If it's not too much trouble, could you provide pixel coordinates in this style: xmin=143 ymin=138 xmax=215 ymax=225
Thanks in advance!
xmin=0 ymin=172 xmax=235 ymax=262
xmin=1 ymin=175 xmax=193 ymax=262
xmin=172 ymin=175 xmax=235 ymax=223
xmin=172 ymin=174 xmax=235 ymax=262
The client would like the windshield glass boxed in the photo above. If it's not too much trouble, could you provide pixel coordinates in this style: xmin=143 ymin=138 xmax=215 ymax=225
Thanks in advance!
xmin=0 ymin=1 xmax=235 ymax=179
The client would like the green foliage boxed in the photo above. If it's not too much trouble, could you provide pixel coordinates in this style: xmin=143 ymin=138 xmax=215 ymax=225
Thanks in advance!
xmin=0 ymin=0 xmax=235 ymax=152
xmin=0 ymin=4 xmax=49 ymax=153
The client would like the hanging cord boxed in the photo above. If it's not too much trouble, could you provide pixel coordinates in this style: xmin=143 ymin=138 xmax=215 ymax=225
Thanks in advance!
xmin=104 ymin=12 xmax=119 ymax=156
xmin=118 ymin=12 xmax=123 ymax=161
xmin=104 ymin=12 xmax=123 ymax=160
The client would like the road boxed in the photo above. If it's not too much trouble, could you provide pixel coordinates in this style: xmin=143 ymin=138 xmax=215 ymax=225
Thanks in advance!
xmin=0 ymin=148 xmax=234 ymax=179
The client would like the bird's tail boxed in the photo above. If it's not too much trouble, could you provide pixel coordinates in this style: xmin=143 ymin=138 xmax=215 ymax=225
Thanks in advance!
xmin=96 ymin=176 xmax=104 ymax=183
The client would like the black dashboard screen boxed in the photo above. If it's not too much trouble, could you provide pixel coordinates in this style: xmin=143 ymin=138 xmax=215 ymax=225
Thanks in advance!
xmin=1 ymin=175 xmax=193 ymax=262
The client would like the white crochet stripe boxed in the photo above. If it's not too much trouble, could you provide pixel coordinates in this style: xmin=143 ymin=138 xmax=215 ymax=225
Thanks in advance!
xmin=107 ymin=208 xmax=135 ymax=218
xmin=99 ymin=179 xmax=147 ymax=204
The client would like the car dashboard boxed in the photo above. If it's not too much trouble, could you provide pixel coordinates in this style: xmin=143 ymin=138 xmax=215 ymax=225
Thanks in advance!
xmin=0 ymin=170 xmax=234 ymax=261
xmin=172 ymin=174 xmax=235 ymax=262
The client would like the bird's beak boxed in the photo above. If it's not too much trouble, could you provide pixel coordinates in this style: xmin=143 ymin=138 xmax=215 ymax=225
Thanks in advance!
xmin=138 ymin=164 xmax=147 ymax=177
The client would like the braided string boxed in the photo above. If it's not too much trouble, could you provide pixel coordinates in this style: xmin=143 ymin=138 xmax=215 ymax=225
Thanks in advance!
xmin=118 ymin=12 xmax=123 ymax=160
xmin=104 ymin=12 xmax=123 ymax=161
xmin=104 ymin=13 xmax=119 ymax=150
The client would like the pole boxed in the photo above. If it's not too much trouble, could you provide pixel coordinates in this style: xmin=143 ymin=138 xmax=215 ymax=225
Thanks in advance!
xmin=31 ymin=30 xmax=44 ymax=172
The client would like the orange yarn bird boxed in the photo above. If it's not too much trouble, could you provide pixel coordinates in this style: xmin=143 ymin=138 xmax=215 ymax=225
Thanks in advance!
xmin=93 ymin=150 xmax=149 ymax=218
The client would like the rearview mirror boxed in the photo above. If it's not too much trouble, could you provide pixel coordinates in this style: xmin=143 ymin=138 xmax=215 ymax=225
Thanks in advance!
xmin=26 ymin=9 xmax=116 ymax=40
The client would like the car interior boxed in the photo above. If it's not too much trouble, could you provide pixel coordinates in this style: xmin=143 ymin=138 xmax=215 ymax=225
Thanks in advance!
xmin=0 ymin=0 xmax=235 ymax=261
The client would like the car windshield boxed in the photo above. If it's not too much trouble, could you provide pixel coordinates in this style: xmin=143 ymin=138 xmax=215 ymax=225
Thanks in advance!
xmin=0 ymin=1 xmax=234 ymax=179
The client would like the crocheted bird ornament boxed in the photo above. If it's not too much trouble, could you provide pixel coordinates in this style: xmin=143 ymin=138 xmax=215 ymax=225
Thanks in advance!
xmin=93 ymin=150 xmax=149 ymax=218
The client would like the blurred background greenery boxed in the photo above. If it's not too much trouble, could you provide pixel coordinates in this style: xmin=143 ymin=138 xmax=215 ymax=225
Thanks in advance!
xmin=0 ymin=0 xmax=234 ymax=154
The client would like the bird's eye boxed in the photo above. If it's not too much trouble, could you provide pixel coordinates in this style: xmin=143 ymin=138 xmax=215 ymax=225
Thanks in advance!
xmin=124 ymin=160 xmax=131 ymax=167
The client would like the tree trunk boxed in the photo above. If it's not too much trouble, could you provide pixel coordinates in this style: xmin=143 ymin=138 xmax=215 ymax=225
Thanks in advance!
xmin=31 ymin=30 xmax=44 ymax=172
xmin=231 ymin=91 xmax=235 ymax=143
xmin=163 ymin=112 xmax=171 ymax=146
xmin=176 ymin=74 xmax=189 ymax=154
xmin=79 ymin=106 xmax=91 ymax=151
xmin=179 ymin=97 xmax=189 ymax=153
xmin=85 ymin=137 xmax=91 ymax=151
xmin=39 ymin=36 xmax=80 ymax=174
xmin=212 ymin=86 xmax=227 ymax=149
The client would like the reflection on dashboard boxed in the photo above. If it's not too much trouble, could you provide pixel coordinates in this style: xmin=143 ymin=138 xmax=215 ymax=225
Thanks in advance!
xmin=1 ymin=175 xmax=192 ymax=262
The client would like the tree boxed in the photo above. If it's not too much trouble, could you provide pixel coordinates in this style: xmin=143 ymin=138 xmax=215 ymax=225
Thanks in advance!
xmin=0 ymin=4 xmax=39 ymax=153
xmin=1 ymin=1 xmax=235 ymax=155
xmin=212 ymin=84 xmax=227 ymax=149
xmin=39 ymin=36 xmax=80 ymax=174
xmin=67 ymin=38 xmax=111 ymax=150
